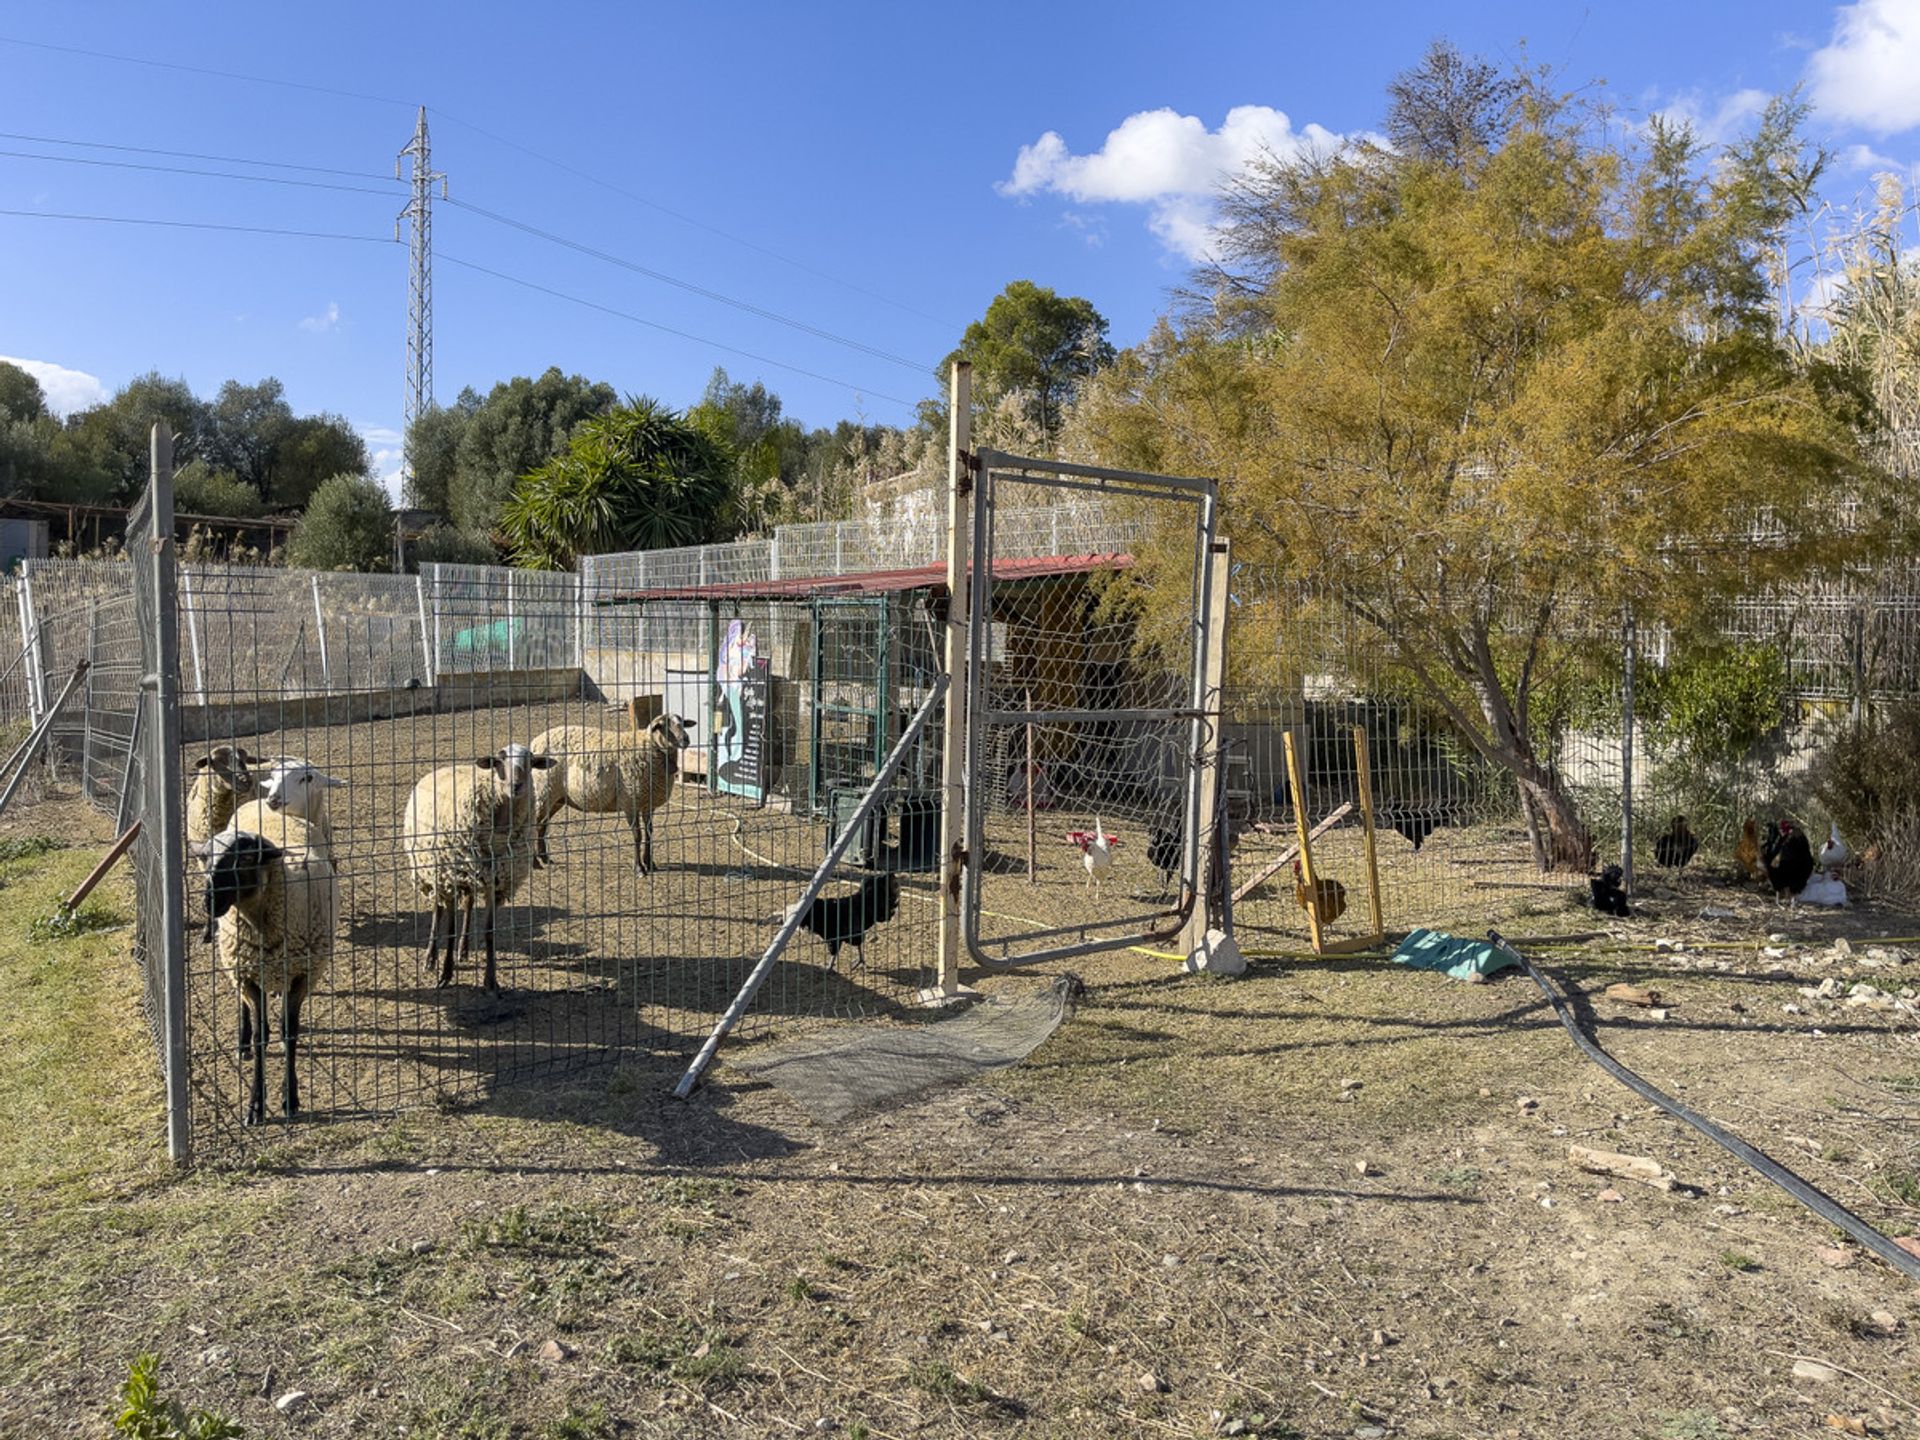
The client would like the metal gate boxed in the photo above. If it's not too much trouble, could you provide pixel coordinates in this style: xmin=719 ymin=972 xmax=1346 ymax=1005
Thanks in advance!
xmin=963 ymin=450 xmax=1218 ymax=967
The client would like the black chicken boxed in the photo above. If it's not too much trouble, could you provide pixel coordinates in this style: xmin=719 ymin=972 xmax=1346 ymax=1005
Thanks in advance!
xmin=1378 ymin=799 xmax=1448 ymax=852
xmin=1147 ymin=823 xmax=1182 ymax=897
xmin=1588 ymin=864 xmax=1631 ymax=917
xmin=795 ymin=872 xmax=902 ymax=965
xmin=1652 ymin=815 xmax=1699 ymax=871
xmin=1761 ymin=819 xmax=1815 ymax=902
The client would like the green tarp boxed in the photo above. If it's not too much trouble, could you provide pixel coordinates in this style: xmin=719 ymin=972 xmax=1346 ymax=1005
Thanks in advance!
xmin=1391 ymin=927 xmax=1517 ymax=982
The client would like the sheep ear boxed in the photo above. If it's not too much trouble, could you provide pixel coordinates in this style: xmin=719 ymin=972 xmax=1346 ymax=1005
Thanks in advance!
xmin=474 ymin=756 xmax=497 ymax=770
xmin=237 ymin=748 xmax=261 ymax=765
xmin=194 ymin=755 xmax=214 ymax=770
xmin=314 ymin=772 xmax=346 ymax=789
xmin=530 ymin=755 xmax=556 ymax=770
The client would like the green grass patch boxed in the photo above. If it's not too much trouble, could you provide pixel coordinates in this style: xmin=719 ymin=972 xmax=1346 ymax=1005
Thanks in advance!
xmin=906 ymin=1359 xmax=989 ymax=1405
xmin=113 ymin=1353 xmax=242 ymax=1440
xmin=1718 ymin=1250 xmax=1759 ymax=1273
xmin=29 ymin=900 xmax=126 ymax=940
xmin=0 ymin=834 xmax=70 ymax=863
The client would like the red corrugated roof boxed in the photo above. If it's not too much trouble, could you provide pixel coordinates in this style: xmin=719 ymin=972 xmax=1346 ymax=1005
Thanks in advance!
xmin=596 ymin=551 xmax=1132 ymax=603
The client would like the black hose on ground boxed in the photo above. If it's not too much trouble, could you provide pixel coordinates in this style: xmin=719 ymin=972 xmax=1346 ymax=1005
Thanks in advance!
xmin=1490 ymin=928 xmax=1920 ymax=1285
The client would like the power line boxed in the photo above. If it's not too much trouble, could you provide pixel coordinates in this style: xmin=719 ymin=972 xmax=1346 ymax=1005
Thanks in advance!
xmin=447 ymin=196 xmax=933 ymax=374
xmin=0 ymin=146 xmax=403 ymax=197
xmin=0 ymin=127 xmax=403 ymax=181
xmin=0 ymin=30 xmax=960 ymax=334
xmin=0 ymin=206 xmax=397 ymax=245
xmin=432 ymin=107 xmax=960 ymax=330
xmin=436 ymin=251 xmax=919 ymax=410
xmin=0 ymin=33 xmax=415 ymax=108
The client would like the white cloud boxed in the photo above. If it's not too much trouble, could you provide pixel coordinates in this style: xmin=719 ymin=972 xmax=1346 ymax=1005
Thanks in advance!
xmin=357 ymin=424 xmax=404 ymax=502
xmin=1837 ymin=140 xmax=1904 ymax=171
xmin=999 ymin=105 xmax=1352 ymax=261
xmin=1653 ymin=88 xmax=1772 ymax=145
xmin=0 ymin=355 xmax=107 ymax=416
xmin=298 ymin=300 xmax=342 ymax=334
xmin=1809 ymin=0 xmax=1920 ymax=134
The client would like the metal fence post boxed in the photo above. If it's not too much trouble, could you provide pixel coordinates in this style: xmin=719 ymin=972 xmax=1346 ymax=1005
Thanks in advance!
xmin=1621 ymin=608 xmax=1636 ymax=897
xmin=82 ymin=598 xmax=96 ymax=796
xmin=178 ymin=563 xmax=207 ymax=706
xmin=427 ymin=565 xmax=444 ymax=678
xmin=310 ymin=574 xmax=330 ymax=689
xmin=506 ymin=569 xmax=517 ymax=670
xmin=17 ymin=575 xmax=45 ymax=720
xmin=147 ymin=426 xmax=192 ymax=1166
xmin=414 ymin=573 xmax=433 ymax=681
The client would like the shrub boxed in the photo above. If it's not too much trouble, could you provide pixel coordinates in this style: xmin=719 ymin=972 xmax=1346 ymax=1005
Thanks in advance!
xmin=286 ymin=472 xmax=393 ymax=572
xmin=171 ymin=461 xmax=265 ymax=519
xmin=407 ymin=523 xmax=497 ymax=571
xmin=1815 ymin=700 xmax=1920 ymax=900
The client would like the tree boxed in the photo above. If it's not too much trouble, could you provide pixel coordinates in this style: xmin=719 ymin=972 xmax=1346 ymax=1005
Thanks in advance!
xmin=1075 ymin=77 xmax=1890 ymax=870
xmin=172 ymin=460 xmax=266 ymax=519
xmin=285 ymin=473 xmax=394 ymax=572
xmin=1385 ymin=38 xmax=1521 ymax=165
xmin=204 ymin=378 xmax=295 ymax=496
xmin=501 ymin=398 xmax=735 ymax=570
xmin=0 ymin=361 xmax=47 ymax=422
xmin=62 ymin=372 xmax=210 ymax=499
xmin=441 ymin=368 xmax=617 ymax=536
xmin=942 ymin=281 xmax=1115 ymax=446
xmin=267 ymin=414 xmax=369 ymax=509
xmin=403 ymin=387 xmax=481 ymax=513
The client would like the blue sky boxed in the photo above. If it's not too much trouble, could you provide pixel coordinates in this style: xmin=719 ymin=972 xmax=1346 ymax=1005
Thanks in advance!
xmin=3 ymin=1 xmax=1917 ymax=496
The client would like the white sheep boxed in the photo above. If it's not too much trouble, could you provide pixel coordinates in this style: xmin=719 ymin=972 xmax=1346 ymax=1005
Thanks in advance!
xmin=248 ymin=759 xmax=344 ymax=854
xmin=529 ymin=713 xmax=694 ymax=873
xmin=196 ymin=812 xmax=337 ymax=1126
xmin=401 ymin=743 xmax=554 ymax=991
xmin=186 ymin=746 xmax=260 ymax=850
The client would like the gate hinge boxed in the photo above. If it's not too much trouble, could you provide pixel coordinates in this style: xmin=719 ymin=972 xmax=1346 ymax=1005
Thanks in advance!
xmin=954 ymin=449 xmax=979 ymax=497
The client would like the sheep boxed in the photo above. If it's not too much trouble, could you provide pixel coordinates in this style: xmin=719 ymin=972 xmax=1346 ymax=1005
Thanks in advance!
xmin=401 ymin=743 xmax=555 ymax=992
xmin=186 ymin=746 xmax=260 ymax=850
xmin=529 ymin=713 xmax=694 ymax=874
xmin=196 ymin=813 xmax=337 ymax=1126
xmin=248 ymin=759 xmax=344 ymax=854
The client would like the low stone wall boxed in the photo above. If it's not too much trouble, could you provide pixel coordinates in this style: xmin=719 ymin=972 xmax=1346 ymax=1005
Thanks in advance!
xmin=178 ymin=667 xmax=588 ymax=743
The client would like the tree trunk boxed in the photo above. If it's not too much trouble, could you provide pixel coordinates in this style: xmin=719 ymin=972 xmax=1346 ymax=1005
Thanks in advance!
xmin=1516 ymin=771 xmax=1593 ymax=872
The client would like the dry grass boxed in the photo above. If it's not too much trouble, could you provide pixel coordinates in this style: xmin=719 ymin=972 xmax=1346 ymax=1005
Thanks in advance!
xmin=7 ymin=794 xmax=1920 ymax=1437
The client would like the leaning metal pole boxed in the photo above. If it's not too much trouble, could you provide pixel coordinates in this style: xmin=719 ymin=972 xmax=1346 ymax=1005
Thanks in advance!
xmin=674 ymin=674 xmax=951 ymax=1099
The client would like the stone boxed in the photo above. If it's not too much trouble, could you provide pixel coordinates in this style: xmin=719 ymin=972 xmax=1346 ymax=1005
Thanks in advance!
xmin=1138 ymin=1371 xmax=1168 ymax=1393
xmin=274 ymin=1391 xmax=309 ymax=1414
xmin=1598 ymin=1188 xmax=1625 ymax=1203
xmin=1813 ymin=1245 xmax=1856 ymax=1269
xmin=1793 ymin=1359 xmax=1842 ymax=1382
xmin=538 ymin=1340 xmax=573 ymax=1363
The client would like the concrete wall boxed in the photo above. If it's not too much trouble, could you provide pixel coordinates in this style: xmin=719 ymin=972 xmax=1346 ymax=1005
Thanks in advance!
xmin=179 ymin=666 xmax=586 ymax=743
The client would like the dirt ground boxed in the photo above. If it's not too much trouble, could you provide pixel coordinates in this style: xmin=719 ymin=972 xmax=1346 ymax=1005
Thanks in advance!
xmin=5 ymin=789 xmax=1920 ymax=1438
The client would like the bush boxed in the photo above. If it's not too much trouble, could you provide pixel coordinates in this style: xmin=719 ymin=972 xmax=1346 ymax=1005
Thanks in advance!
xmin=407 ymin=523 xmax=496 ymax=571
xmin=1814 ymin=700 xmax=1920 ymax=899
xmin=285 ymin=472 xmax=393 ymax=572
xmin=171 ymin=461 xmax=264 ymax=519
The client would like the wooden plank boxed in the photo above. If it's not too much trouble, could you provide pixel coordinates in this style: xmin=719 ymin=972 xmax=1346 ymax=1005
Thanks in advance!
xmin=1283 ymin=730 xmax=1325 ymax=953
xmin=1351 ymin=724 xmax=1386 ymax=948
xmin=1230 ymin=801 xmax=1354 ymax=904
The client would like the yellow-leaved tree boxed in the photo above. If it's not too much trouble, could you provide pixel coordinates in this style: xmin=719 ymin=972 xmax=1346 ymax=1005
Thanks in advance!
xmin=1073 ymin=63 xmax=1897 ymax=870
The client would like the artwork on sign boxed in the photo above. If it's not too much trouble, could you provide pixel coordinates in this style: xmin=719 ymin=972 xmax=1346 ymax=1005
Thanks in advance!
xmin=713 ymin=619 xmax=768 ymax=798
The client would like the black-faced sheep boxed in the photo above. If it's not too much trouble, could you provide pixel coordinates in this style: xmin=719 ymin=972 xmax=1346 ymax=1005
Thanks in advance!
xmin=529 ymin=713 xmax=694 ymax=873
xmin=401 ymin=743 xmax=554 ymax=992
xmin=196 ymin=812 xmax=338 ymax=1125
xmin=186 ymin=745 xmax=261 ymax=851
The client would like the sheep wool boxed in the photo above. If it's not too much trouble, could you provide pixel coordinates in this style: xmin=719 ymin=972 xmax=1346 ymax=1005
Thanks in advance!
xmin=531 ymin=714 xmax=691 ymax=873
xmin=186 ymin=746 xmax=258 ymax=850
xmin=211 ymin=813 xmax=338 ymax=995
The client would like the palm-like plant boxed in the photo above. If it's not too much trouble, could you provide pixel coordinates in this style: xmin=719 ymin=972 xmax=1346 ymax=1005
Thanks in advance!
xmin=501 ymin=397 xmax=735 ymax=569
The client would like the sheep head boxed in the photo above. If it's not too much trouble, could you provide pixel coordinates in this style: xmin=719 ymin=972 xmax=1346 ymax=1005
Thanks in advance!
xmin=475 ymin=742 xmax=555 ymax=800
xmin=195 ymin=745 xmax=261 ymax=794
xmin=262 ymin=760 xmax=345 ymax=817
xmin=647 ymin=714 xmax=695 ymax=753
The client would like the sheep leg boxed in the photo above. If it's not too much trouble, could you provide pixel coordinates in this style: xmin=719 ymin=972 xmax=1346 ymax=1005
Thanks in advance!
xmin=439 ymin=898 xmax=470 ymax=988
xmin=282 ymin=974 xmax=308 ymax=1118
xmin=634 ymin=814 xmax=656 ymax=876
xmin=426 ymin=901 xmax=453 ymax=987
xmin=242 ymin=979 xmax=266 ymax=1127
xmin=236 ymin=988 xmax=268 ymax=1059
xmin=481 ymin=892 xmax=499 ymax=993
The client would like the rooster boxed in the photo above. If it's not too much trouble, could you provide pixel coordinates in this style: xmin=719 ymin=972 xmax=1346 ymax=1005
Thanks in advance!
xmin=791 ymin=872 xmax=901 ymax=967
xmin=1378 ymin=799 xmax=1450 ymax=852
xmin=1734 ymin=818 xmax=1762 ymax=883
xmin=1068 ymin=818 xmax=1118 ymax=893
xmin=1652 ymin=815 xmax=1699 ymax=872
xmin=1761 ymin=820 xmax=1815 ymax=903
xmin=1291 ymin=859 xmax=1348 ymax=926
xmin=1588 ymin=863 xmax=1631 ymax=917
xmin=1818 ymin=822 xmax=1850 ymax=877
xmin=1147 ymin=822 xmax=1182 ymax=898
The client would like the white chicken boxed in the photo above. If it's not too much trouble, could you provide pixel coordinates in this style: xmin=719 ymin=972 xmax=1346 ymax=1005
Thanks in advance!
xmin=1818 ymin=822 xmax=1851 ymax=877
xmin=1070 ymin=816 xmax=1116 ymax=893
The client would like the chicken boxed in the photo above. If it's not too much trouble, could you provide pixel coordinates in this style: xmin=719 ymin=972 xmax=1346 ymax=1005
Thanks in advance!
xmin=1147 ymin=822 xmax=1182 ymax=898
xmin=1652 ymin=815 xmax=1699 ymax=871
xmin=1761 ymin=820 xmax=1815 ymax=902
xmin=792 ymin=872 xmax=901 ymax=966
xmin=1291 ymin=859 xmax=1348 ymax=925
xmin=1734 ymin=818 xmax=1762 ymax=883
xmin=1588 ymin=863 xmax=1631 ymax=917
xmin=1068 ymin=817 xmax=1118 ymax=893
xmin=1378 ymin=798 xmax=1450 ymax=852
xmin=1818 ymin=822 xmax=1850 ymax=876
